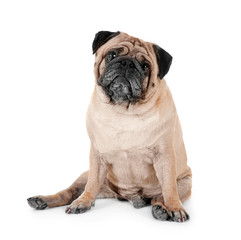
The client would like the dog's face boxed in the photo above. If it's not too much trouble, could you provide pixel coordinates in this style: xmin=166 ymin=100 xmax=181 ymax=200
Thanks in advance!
xmin=92 ymin=31 xmax=172 ymax=105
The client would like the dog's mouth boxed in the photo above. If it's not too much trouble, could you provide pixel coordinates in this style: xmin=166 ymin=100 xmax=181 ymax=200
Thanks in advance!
xmin=109 ymin=76 xmax=132 ymax=102
xmin=98 ymin=56 xmax=146 ymax=104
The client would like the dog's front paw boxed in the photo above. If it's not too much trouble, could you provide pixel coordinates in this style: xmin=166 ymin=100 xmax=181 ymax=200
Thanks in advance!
xmin=27 ymin=196 xmax=48 ymax=210
xmin=152 ymin=205 xmax=189 ymax=222
xmin=65 ymin=201 xmax=95 ymax=214
xmin=169 ymin=209 xmax=189 ymax=222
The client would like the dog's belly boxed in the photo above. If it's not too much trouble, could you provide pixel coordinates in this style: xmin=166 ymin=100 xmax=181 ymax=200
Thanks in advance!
xmin=105 ymin=150 xmax=162 ymax=198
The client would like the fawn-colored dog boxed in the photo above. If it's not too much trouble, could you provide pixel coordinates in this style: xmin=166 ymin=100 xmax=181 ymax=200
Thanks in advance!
xmin=28 ymin=31 xmax=192 ymax=222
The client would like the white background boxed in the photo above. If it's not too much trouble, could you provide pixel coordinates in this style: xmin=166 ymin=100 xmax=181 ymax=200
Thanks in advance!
xmin=0 ymin=0 xmax=241 ymax=239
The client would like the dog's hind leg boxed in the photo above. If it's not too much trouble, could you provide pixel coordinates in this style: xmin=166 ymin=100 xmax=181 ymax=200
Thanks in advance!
xmin=96 ymin=179 xmax=117 ymax=199
xmin=27 ymin=171 xmax=88 ymax=210
xmin=27 ymin=171 xmax=117 ymax=210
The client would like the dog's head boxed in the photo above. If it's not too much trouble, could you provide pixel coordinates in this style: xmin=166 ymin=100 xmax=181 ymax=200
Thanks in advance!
xmin=93 ymin=31 xmax=172 ymax=105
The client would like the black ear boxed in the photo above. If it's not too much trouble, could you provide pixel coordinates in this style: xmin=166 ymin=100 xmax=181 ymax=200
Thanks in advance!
xmin=153 ymin=44 xmax=173 ymax=80
xmin=92 ymin=31 xmax=120 ymax=54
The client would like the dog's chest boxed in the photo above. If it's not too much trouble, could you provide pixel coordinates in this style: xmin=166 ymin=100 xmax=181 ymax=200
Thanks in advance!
xmin=87 ymin=106 xmax=162 ymax=153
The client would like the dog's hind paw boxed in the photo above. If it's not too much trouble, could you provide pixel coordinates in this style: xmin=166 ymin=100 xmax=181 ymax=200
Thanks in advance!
xmin=27 ymin=197 xmax=48 ymax=210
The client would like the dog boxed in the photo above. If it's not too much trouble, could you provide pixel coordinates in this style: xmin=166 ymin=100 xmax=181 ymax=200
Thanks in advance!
xmin=27 ymin=31 xmax=192 ymax=222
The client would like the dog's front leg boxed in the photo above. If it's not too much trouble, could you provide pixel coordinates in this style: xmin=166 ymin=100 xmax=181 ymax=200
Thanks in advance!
xmin=152 ymin=143 xmax=189 ymax=222
xmin=66 ymin=145 xmax=108 ymax=214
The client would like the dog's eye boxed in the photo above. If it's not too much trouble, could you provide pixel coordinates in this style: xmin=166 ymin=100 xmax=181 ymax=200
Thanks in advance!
xmin=142 ymin=62 xmax=150 ymax=74
xmin=106 ymin=51 xmax=118 ymax=63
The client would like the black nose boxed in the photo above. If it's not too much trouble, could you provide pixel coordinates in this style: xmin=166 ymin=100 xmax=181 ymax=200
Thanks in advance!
xmin=121 ymin=59 xmax=135 ymax=68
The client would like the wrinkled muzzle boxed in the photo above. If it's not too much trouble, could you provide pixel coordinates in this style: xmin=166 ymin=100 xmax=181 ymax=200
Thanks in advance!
xmin=98 ymin=56 xmax=145 ymax=103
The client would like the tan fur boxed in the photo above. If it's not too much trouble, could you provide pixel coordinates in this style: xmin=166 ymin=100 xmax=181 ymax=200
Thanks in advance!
xmin=82 ymin=32 xmax=192 ymax=211
xmin=28 ymin=32 xmax=192 ymax=219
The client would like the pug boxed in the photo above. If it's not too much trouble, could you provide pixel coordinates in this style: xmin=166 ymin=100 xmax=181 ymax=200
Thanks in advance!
xmin=27 ymin=31 xmax=192 ymax=222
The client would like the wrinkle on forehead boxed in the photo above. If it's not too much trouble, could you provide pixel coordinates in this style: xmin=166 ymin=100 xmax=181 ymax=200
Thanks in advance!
xmin=118 ymin=41 xmax=148 ymax=56
xmin=117 ymin=42 xmax=152 ymax=65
